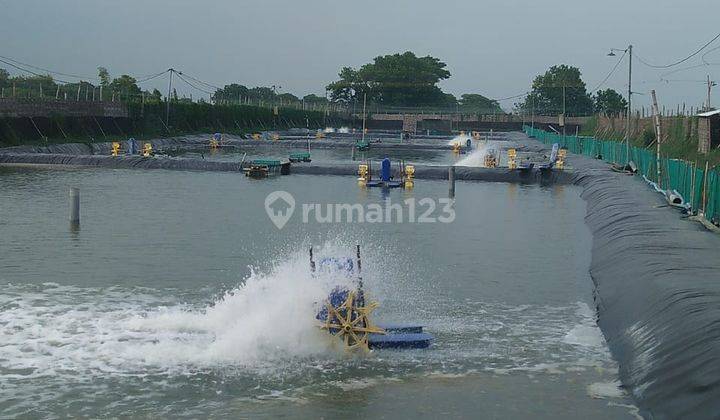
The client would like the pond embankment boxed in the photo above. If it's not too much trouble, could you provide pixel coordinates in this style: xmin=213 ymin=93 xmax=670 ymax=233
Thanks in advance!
xmin=509 ymin=131 xmax=720 ymax=418
xmin=0 ymin=134 xmax=571 ymax=184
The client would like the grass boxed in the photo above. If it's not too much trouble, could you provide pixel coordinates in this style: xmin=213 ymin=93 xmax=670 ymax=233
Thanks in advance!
xmin=580 ymin=115 xmax=720 ymax=168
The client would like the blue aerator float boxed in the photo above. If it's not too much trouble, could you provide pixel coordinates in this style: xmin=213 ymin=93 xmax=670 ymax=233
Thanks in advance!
xmin=357 ymin=158 xmax=415 ymax=189
xmin=311 ymin=245 xmax=432 ymax=351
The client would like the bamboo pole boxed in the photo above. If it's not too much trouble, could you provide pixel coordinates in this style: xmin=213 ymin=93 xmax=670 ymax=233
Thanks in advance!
xmin=703 ymin=161 xmax=710 ymax=214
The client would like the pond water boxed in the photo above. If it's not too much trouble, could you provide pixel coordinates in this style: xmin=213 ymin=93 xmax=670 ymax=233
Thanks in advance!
xmin=0 ymin=167 xmax=636 ymax=418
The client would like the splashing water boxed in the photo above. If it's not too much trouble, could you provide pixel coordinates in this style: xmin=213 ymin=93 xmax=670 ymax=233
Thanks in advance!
xmin=0 ymin=244 xmax=373 ymax=377
xmin=455 ymin=141 xmax=498 ymax=167
xmin=447 ymin=133 xmax=472 ymax=146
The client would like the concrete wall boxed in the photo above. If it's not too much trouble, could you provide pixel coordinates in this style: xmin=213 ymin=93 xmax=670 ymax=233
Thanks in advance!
xmin=0 ymin=99 xmax=128 ymax=118
xmin=368 ymin=112 xmax=589 ymax=133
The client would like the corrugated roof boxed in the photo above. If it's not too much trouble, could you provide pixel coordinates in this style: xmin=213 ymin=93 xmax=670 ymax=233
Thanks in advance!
xmin=697 ymin=109 xmax=720 ymax=117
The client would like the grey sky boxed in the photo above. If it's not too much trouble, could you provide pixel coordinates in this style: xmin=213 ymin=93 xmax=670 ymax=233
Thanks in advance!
xmin=1 ymin=0 xmax=718 ymax=111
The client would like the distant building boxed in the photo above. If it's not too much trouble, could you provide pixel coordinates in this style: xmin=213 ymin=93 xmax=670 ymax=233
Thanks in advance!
xmin=697 ymin=109 xmax=720 ymax=154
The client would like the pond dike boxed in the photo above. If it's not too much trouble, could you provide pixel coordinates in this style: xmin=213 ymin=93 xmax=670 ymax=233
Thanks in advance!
xmin=506 ymin=132 xmax=720 ymax=419
xmin=0 ymin=152 xmax=572 ymax=184
xmin=0 ymin=133 xmax=568 ymax=184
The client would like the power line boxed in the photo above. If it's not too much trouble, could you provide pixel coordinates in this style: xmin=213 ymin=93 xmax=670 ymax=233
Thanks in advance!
xmin=635 ymin=31 xmax=720 ymax=68
xmin=0 ymin=55 xmax=99 ymax=81
xmin=492 ymin=92 xmax=528 ymax=102
xmin=702 ymin=45 xmax=720 ymax=65
xmin=174 ymin=72 xmax=214 ymax=95
xmin=0 ymin=53 xmax=171 ymax=87
xmin=590 ymin=49 xmax=626 ymax=92
xmin=0 ymin=58 xmax=75 ymax=84
xmin=135 ymin=70 xmax=170 ymax=84
xmin=176 ymin=71 xmax=222 ymax=91
xmin=659 ymin=63 xmax=711 ymax=79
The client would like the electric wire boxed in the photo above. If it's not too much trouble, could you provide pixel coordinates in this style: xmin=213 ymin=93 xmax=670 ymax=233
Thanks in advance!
xmin=0 ymin=55 xmax=99 ymax=81
xmin=492 ymin=92 xmax=528 ymax=102
xmin=590 ymin=49 xmax=626 ymax=92
xmin=702 ymin=45 xmax=720 ymax=65
xmin=135 ymin=70 xmax=170 ymax=84
xmin=0 ymin=58 xmax=75 ymax=84
xmin=635 ymin=32 xmax=720 ymax=68
xmin=174 ymin=72 xmax=214 ymax=95
xmin=176 ymin=71 xmax=222 ymax=90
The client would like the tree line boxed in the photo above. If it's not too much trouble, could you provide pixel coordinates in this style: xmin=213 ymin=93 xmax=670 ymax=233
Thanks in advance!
xmin=515 ymin=64 xmax=627 ymax=117
xmin=0 ymin=67 xmax=164 ymax=103
xmin=326 ymin=51 xmax=503 ymax=113
xmin=0 ymin=54 xmax=627 ymax=116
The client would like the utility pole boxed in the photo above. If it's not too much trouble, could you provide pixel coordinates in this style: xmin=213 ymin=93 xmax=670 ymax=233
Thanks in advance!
xmin=361 ymin=92 xmax=367 ymax=143
xmin=651 ymin=90 xmax=662 ymax=187
xmin=707 ymin=75 xmax=716 ymax=111
xmin=562 ymin=84 xmax=566 ymax=138
xmin=626 ymin=45 xmax=633 ymax=164
xmin=166 ymin=68 xmax=174 ymax=127
xmin=531 ymin=95 xmax=535 ymax=130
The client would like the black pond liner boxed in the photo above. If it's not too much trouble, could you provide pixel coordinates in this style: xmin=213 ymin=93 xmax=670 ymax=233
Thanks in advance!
xmin=0 ymin=151 xmax=572 ymax=185
xmin=504 ymin=132 xmax=720 ymax=419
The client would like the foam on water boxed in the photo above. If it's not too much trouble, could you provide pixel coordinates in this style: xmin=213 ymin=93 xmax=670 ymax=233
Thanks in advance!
xmin=447 ymin=133 xmax=472 ymax=146
xmin=455 ymin=140 xmax=498 ymax=167
xmin=0 ymin=242 xmax=619 ymax=391
xmin=0 ymin=245 xmax=369 ymax=378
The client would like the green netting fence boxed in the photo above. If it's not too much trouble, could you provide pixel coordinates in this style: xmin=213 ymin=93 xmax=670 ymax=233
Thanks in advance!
xmin=523 ymin=125 xmax=720 ymax=223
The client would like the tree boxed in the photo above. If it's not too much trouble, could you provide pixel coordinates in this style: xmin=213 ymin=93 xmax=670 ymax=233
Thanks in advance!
xmin=302 ymin=94 xmax=328 ymax=104
xmin=109 ymin=75 xmax=141 ymax=100
xmin=459 ymin=93 xmax=502 ymax=113
xmin=277 ymin=92 xmax=299 ymax=104
xmin=248 ymin=86 xmax=276 ymax=102
xmin=327 ymin=51 xmax=452 ymax=108
xmin=518 ymin=65 xmax=594 ymax=116
xmin=594 ymin=89 xmax=627 ymax=116
xmin=10 ymin=74 xmax=58 ymax=98
xmin=97 ymin=67 xmax=110 ymax=87
xmin=212 ymin=83 xmax=249 ymax=103
xmin=150 ymin=88 xmax=163 ymax=102
xmin=0 ymin=68 xmax=9 ymax=89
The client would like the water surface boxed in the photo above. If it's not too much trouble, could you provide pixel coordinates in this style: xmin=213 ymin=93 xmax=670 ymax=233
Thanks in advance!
xmin=0 ymin=167 xmax=636 ymax=418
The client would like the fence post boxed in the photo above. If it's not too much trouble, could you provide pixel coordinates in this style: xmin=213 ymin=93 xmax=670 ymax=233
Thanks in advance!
xmin=703 ymin=161 xmax=710 ymax=214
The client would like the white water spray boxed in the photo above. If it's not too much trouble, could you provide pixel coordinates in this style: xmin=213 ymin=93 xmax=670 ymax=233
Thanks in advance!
xmin=0 ymin=245 xmax=373 ymax=376
xmin=455 ymin=140 xmax=499 ymax=167
xmin=447 ymin=133 xmax=472 ymax=146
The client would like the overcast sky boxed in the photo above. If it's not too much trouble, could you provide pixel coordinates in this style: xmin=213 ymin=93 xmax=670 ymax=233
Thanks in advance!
xmin=1 ymin=0 xmax=719 ymax=111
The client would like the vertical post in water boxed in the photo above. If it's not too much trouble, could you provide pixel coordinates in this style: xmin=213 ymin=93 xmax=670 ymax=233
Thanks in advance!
xmin=626 ymin=45 xmax=633 ymax=165
xmin=70 ymin=187 xmax=80 ymax=228
xmin=449 ymin=166 xmax=456 ymax=198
